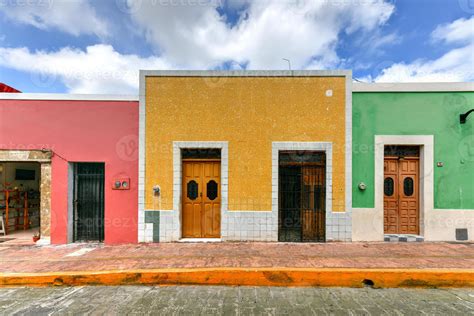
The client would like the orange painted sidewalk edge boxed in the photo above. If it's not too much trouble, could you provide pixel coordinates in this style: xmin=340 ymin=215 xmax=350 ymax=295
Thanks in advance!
xmin=1 ymin=268 xmax=473 ymax=288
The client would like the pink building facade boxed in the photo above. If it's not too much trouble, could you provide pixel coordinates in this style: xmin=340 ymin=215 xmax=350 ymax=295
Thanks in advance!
xmin=0 ymin=94 xmax=138 ymax=244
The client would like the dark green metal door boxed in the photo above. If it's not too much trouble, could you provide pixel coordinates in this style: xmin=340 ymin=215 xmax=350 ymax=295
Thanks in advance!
xmin=73 ymin=163 xmax=105 ymax=242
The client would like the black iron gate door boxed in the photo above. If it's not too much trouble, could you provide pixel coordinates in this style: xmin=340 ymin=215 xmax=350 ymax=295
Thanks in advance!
xmin=73 ymin=163 xmax=105 ymax=242
xmin=278 ymin=152 xmax=326 ymax=242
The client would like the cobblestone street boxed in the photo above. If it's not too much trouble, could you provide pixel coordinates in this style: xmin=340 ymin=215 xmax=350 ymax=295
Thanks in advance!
xmin=0 ymin=286 xmax=473 ymax=315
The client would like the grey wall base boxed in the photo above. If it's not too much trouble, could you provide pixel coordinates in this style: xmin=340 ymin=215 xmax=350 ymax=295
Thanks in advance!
xmin=326 ymin=211 xmax=352 ymax=242
xmin=144 ymin=209 xmax=351 ymax=242
xmin=222 ymin=211 xmax=277 ymax=241
xmin=144 ymin=211 xmax=160 ymax=242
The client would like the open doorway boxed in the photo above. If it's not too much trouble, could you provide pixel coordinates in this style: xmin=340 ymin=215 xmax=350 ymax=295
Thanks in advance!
xmin=0 ymin=162 xmax=41 ymax=245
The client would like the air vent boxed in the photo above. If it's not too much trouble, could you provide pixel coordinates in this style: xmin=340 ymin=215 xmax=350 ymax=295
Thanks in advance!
xmin=455 ymin=228 xmax=468 ymax=241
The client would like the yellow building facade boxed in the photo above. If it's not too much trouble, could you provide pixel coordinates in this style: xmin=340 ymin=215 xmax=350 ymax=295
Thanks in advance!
xmin=138 ymin=71 xmax=352 ymax=243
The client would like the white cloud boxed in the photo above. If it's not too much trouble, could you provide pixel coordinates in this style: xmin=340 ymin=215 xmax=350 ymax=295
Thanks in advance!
xmin=432 ymin=16 xmax=474 ymax=45
xmin=0 ymin=0 xmax=108 ymax=37
xmin=0 ymin=0 xmax=396 ymax=93
xmin=368 ymin=17 xmax=474 ymax=82
xmin=370 ymin=33 xmax=401 ymax=50
xmin=371 ymin=45 xmax=474 ymax=82
xmin=0 ymin=44 xmax=171 ymax=93
xmin=128 ymin=0 xmax=395 ymax=69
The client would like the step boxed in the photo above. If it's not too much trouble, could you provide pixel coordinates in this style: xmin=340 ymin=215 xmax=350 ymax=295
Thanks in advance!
xmin=384 ymin=234 xmax=424 ymax=242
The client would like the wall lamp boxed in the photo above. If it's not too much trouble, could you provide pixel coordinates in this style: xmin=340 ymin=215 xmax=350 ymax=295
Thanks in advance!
xmin=460 ymin=109 xmax=474 ymax=124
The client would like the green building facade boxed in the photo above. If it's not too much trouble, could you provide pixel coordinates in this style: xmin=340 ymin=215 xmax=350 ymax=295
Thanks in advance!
xmin=352 ymin=83 xmax=474 ymax=242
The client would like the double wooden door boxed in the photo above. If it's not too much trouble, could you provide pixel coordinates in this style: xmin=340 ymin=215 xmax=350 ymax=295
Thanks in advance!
xmin=384 ymin=157 xmax=419 ymax=234
xmin=182 ymin=160 xmax=221 ymax=238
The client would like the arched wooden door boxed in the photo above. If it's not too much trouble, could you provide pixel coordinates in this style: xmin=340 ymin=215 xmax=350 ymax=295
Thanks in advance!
xmin=182 ymin=160 xmax=221 ymax=238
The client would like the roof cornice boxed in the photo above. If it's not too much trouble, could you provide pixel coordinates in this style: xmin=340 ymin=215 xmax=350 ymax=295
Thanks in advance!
xmin=353 ymin=82 xmax=474 ymax=92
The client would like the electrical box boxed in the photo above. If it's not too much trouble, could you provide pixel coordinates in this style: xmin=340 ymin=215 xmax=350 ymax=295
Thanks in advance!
xmin=112 ymin=177 xmax=130 ymax=190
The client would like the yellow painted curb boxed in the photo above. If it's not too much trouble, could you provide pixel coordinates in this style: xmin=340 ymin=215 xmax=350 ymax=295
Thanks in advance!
xmin=1 ymin=268 xmax=474 ymax=288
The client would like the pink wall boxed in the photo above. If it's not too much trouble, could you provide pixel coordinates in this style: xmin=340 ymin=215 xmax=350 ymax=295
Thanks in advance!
xmin=0 ymin=99 xmax=138 ymax=244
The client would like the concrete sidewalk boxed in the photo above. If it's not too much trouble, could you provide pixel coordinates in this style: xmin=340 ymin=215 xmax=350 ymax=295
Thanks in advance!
xmin=0 ymin=242 xmax=473 ymax=288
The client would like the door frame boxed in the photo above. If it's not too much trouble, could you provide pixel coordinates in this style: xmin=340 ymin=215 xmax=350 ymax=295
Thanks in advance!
xmin=375 ymin=135 xmax=434 ymax=237
xmin=272 ymin=142 xmax=339 ymax=241
xmin=0 ymin=150 xmax=52 ymax=244
xmin=172 ymin=142 xmax=228 ymax=241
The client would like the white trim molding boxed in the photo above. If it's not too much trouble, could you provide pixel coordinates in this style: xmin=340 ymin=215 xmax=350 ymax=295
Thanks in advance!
xmin=353 ymin=82 xmax=474 ymax=92
xmin=158 ymin=141 xmax=228 ymax=242
xmin=173 ymin=141 xmax=229 ymax=212
xmin=272 ymin=142 xmax=333 ymax=214
xmin=363 ymin=135 xmax=434 ymax=241
xmin=272 ymin=142 xmax=352 ymax=241
xmin=345 ymin=73 xmax=353 ymax=215
xmin=138 ymin=73 xmax=147 ymax=242
xmin=0 ymin=93 xmax=138 ymax=101
xmin=140 ymin=70 xmax=351 ymax=77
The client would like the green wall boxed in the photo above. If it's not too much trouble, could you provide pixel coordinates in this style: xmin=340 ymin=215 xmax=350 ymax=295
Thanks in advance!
xmin=353 ymin=92 xmax=474 ymax=209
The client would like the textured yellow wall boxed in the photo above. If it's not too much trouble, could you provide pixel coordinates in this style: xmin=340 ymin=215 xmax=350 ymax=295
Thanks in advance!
xmin=145 ymin=76 xmax=347 ymax=212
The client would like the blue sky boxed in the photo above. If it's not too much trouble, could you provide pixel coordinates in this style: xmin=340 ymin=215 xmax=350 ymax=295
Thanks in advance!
xmin=0 ymin=0 xmax=472 ymax=94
